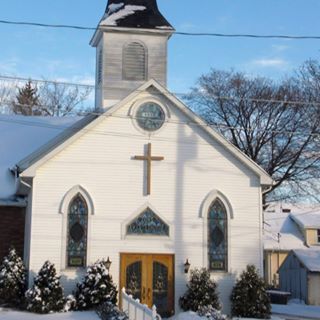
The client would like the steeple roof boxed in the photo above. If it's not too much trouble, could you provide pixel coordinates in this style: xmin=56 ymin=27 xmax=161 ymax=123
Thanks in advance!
xmin=100 ymin=0 xmax=174 ymax=30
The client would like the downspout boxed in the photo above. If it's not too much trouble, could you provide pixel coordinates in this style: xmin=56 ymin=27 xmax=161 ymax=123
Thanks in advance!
xmin=14 ymin=166 xmax=33 ymax=285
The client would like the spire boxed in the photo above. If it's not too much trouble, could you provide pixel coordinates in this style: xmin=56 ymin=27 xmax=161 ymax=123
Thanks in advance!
xmin=100 ymin=0 xmax=173 ymax=30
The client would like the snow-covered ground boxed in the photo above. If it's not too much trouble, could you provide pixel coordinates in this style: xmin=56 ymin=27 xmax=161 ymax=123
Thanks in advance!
xmin=272 ymin=301 xmax=320 ymax=319
xmin=167 ymin=311 xmax=283 ymax=320
xmin=0 ymin=308 xmax=100 ymax=320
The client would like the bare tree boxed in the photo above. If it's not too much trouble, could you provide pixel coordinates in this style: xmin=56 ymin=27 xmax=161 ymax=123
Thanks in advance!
xmin=0 ymin=79 xmax=16 ymax=114
xmin=38 ymin=81 xmax=93 ymax=117
xmin=186 ymin=67 xmax=320 ymax=202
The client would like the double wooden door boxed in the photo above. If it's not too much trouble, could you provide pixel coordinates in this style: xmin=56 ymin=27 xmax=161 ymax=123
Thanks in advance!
xmin=120 ymin=254 xmax=174 ymax=317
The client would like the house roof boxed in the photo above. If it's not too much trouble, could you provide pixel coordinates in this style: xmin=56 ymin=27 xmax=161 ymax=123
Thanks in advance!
xmin=290 ymin=211 xmax=320 ymax=229
xmin=264 ymin=208 xmax=306 ymax=251
xmin=100 ymin=0 xmax=173 ymax=30
xmin=17 ymin=80 xmax=273 ymax=187
xmin=293 ymin=249 xmax=320 ymax=272
xmin=0 ymin=115 xmax=86 ymax=199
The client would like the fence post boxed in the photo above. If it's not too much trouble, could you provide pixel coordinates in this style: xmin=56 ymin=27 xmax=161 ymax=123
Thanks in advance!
xmin=152 ymin=305 xmax=157 ymax=320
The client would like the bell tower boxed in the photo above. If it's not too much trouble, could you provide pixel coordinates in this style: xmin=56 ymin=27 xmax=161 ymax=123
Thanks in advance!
xmin=90 ymin=0 xmax=174 ymax=109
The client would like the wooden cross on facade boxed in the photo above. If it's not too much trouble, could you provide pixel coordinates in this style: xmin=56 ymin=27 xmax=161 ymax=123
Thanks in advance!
xmin=134 ymin=143 xmax=164 ymax=195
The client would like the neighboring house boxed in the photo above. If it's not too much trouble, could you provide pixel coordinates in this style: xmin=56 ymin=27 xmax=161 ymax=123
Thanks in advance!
xmin=264 ymin=203 xmax=320 ymax=287
xmin=290 ymin=212 xmax=320 ymax=247
xmin=279 ymin=249 xmax=320 ymax=305
xmin=0 ymin=0 xmax=274 ymax=316
xmin=264 ymin=205 xmax=306 ymax=286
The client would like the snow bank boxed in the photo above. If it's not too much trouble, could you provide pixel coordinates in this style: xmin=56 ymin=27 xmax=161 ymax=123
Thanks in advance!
xmin=166 ymin=311 xmax=203 ymax=320
xmin=0 ymin=309 xmax=99 ymax=319
xmin=272 ymin=301 xmax=320 ymax=319
xmin=166 ymin=311 xmax=282 ymax=320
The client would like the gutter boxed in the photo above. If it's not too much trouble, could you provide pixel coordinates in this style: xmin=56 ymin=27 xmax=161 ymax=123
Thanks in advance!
xmin=0 ymin=198 xmax=27 ymax=208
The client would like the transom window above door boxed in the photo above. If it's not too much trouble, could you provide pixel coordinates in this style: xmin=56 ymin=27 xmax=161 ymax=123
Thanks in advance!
xmin=126 ymin=207 xmax=169 ymax=236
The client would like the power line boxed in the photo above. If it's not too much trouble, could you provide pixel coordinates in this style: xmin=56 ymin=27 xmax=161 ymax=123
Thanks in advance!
xmin=0 ymin=74 xmax=94 ymax=89
xmin=1 ymin=74 xmax=320 ymax=107
xmin=1 ymin=109 xmax=320 ymax=140
xmin=0 ymin=19 xmax=320 ymax=40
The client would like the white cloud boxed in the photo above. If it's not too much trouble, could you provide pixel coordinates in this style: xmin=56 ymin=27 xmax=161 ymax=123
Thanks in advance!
xmin=271 ymin=44 xmax=290 ymax=52
xmin=0 ymin=58 xmax=20 ymax=74
xmin=55 ymin=75 xmax=95 ymax=86
xmin=251 ymin=58 xmax=288 ymax=68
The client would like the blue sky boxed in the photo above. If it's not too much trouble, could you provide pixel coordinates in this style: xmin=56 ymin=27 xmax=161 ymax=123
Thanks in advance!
xmin=0 ymin=0 xmax=319 ymax=94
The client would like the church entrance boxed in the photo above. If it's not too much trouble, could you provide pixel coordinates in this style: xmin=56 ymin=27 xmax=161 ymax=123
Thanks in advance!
xmin=120 ymin=253 xmax=174 ymax=317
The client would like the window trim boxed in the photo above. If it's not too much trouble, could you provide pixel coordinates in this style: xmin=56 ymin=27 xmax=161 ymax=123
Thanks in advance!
xmin=122 ymin=41 xmax=148 ymax=81
xmin=129 ymin=96 xmax=170 ymax=136
xmin=59 ymin=185 xmax=94 ymax=270
xmin=66 ymin=194 xmax=88 ymax=268
xmin=317 ymin=229 xmax=320 ymax=244
xmin=200 ymin=190 xmax=233 ymax=273
xmin=121 ymin=202 xmax=173 ymax=240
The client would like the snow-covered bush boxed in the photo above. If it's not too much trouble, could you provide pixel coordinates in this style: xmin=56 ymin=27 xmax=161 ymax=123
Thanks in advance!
xmin=97 ymin=301 xmax=128 ymax=320
xmin=0 ymin=247 xmax=26 ymax=307
xmin=25 ymin=261 xmax=64 ymax=314
xmin=231 ymin=265 xmax=271 ymax=319
xmin=63 ymin=294 xmax=77 ymax=312
xmin=179 ymin=268 xmax=221 ymax=312
xmin=197 ymin=305 xmax=227 ymax=320
xmin=74 ymin=260 xmax=117 ymax=310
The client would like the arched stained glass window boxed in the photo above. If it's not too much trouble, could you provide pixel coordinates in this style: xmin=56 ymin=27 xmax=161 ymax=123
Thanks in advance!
xmin=123 ymin=42 xmax=147 ymax=81
xmin=208 ymin=199 xmax=227 ymax=271
xmin=67 ymin=194 xmax=88 ymax=267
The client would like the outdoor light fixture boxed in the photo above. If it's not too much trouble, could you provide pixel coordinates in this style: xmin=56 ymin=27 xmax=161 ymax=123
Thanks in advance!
xmin=184 ymin=259 xmax=191 ymax=273
xmin=105 ymin=256 xmax=112 ymax=270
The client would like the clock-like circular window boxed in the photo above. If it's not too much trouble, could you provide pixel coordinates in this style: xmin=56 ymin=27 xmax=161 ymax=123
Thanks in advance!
xmin=136 ymin=102 xmax=165 ymax=132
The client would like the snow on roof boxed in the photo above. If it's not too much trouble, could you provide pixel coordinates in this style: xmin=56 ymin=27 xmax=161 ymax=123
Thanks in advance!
xmin=99 ymin=0 xmax=174 ymax=30
xmin=0 ymin=115 xmax=80 ymax=199
xmin=294 ymin=249 xmax=320 ymax=272
xmin=264 ymin=205 xmax=306 ymax=251
xmin=101 ymin=5 xmax=147 ymax=26
xmin=290 ymin=211 xmax=320 ymax=229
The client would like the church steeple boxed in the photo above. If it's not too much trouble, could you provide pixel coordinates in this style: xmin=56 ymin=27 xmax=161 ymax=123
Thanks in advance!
xmin=90 ymin=0 xmax=174 ymax=109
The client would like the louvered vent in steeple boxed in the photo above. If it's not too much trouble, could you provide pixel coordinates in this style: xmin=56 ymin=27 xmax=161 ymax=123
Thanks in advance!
xmin=123 ymin=42 xmax=147 ymax=81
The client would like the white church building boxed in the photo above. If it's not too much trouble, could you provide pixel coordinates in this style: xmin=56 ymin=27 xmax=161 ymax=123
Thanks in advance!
xmin=0 ymin=0 xmax=273 ymax=315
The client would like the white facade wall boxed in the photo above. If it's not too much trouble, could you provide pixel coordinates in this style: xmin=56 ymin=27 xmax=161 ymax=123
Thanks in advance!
xmin=26 ymin=91 xmax=263 ymax=314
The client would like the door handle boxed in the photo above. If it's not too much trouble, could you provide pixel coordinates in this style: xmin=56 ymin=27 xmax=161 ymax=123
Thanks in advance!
xmin=147 ymin=288 xmax=151 ymax=300
xmin=142 ymin=287 xmax=146 ymax=300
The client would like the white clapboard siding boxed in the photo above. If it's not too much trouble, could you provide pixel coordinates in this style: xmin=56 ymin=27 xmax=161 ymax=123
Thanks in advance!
xmin=95 ymin=31 xmax=169 ymax=106
xmin=27 ymin=90 xmax=263 ymax=315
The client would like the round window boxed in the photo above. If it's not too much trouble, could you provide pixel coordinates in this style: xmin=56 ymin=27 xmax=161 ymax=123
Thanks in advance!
xmin=136 ymin=102 xmax=165 ymax=132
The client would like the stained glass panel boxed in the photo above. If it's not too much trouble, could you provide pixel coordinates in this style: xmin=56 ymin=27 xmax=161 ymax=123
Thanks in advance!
xmin=67 ymin=194 xmax=88 ymax=267
xmin=153 ymin=262 xmax=169 ymax=317
xmin=126 ymin=262 xmax=142 ymax=300
xmin=127 ymin=208 xmax=169 ymax=236
xmin=208 ymin=199 xmax=227 ymax=271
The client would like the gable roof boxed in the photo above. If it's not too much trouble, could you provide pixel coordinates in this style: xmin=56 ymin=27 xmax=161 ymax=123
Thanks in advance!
xmin=263 ymin=208 xmax=306 ymax=251
xmin=100 ymin=0 xmax=173 ymax=30
xmin=293 ymin=249 xmax=320 ymax=272
xmin=290 ymin=211 xmax=320 ymax=229
xmin=16 ymin=80 xmax=273 ymax=187
xmin=0 ymin=115 xmax=83 ymax=200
